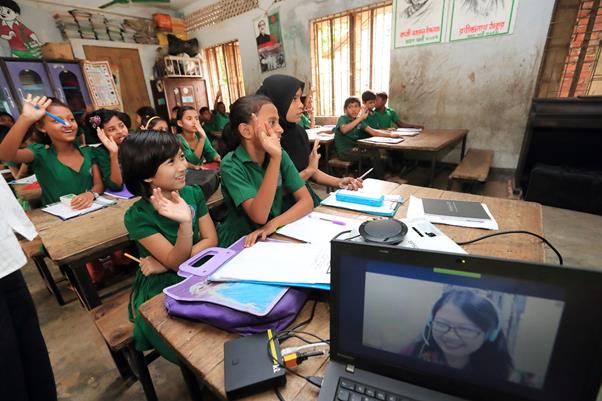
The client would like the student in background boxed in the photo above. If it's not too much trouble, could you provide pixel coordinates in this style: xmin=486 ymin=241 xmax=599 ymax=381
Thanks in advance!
xmin=200 ymin=105 xmax=227 ymax=156
xmin=141 ymin=116 xmax=169 ymax=131
xmin=135 ymin=106 xmax=157 ymax=129
xmin=334 ymin=96 xmax=386 ymax=179
xmin=374 ymin=92 xmax=423 ymax=129
xmin=0 ymin=111 xmax=15 ymax=127
xmin=219 ymin=95 xmax=313 ymax=247
xmin=212 ymin=89 xmax=230 ymax=132
xmin=176 ymin=106 xmax=221 ymax=169
xmin=256 ymin=74 xmax=362 ymax=207
xmin=0 ymin=95 xmax=103 ymax=208
xmin=120 ymin=130 xmax=217 ymax=362
xmin=4 ymin=125 xmax=34 ymax=180
xmin=298 ymin=95 xmax=315 ymax=129
xmin=84 ymin=109 xmax=130 ymax=191
xmin=1 ymin=173 xmax=57 ymax=401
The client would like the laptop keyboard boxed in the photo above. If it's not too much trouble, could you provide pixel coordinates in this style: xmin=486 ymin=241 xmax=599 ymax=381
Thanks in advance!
xmin=335 ymin=378 xmax=416 ymax=401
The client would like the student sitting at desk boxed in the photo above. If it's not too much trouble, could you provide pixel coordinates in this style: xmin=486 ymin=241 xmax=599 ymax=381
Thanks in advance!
xmin=334 ymin=96 xmax=386 ymax=179
xmin=218 ymin=95 xmax=314 ymax=247
xmin=175 ymin=106 xmax=221 ymax=169
xmin=120 ymin=130 xmax=218 ymax=363
xmin=256 ymin=74 xmax=362 ymax=207
xmin=374 ymin=91 xmax=423 ymax=129
xmin=0 ymin=95 xmax=104 ymax=209
xmin=298 ymin=95 xmax=315 ymax=129
xmin=84 ymin=109 xmax=130 ymax=191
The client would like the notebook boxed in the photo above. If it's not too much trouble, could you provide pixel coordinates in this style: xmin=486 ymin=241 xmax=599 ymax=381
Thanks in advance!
xmin=318 ymin=241 xmax=602 ymax=401
xmin=41 ymin=201 xmax=106 ymax=220
xmin=358 ymin=137 xmax=404 ymax=145
xmin=407 ymin=196 xmax=499 ymax=230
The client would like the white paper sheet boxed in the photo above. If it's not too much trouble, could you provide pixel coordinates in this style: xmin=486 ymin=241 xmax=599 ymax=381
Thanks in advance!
xmin=276 ymin=211 xmax=365 ymax=244
xmin=42 ymin=201 xmax=105 ymax=220
xmin=358 ymin=137 xmax=404 ymax=144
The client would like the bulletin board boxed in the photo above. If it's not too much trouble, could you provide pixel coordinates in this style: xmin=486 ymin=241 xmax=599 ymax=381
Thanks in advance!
xmin=82 ymin=61 xmax=122 ymax=110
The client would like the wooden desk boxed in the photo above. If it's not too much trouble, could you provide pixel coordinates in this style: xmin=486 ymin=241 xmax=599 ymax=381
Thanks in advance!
xmin=139 ymin=182 xmax=543 ymax=401
xmin=359 ymin=129 xmax=469 ymax=187
xmin=27 ymin=188 xmax=224 ymax=310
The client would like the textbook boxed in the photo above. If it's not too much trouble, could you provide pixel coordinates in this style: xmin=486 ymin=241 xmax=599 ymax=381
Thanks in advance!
xmin=358 ymin=137 xmax=404 ymax=144
xmin=406 ymin=196 xmax=499 ymax=230
xmin=104 ymin=187 xmax=134 ymax=199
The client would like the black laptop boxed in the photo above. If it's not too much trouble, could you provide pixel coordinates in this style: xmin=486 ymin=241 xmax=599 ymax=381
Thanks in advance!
xmin=318 ymin=240 xmax=602 ymax=401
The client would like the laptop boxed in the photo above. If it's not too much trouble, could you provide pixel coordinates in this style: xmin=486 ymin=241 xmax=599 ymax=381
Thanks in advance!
xmin=318 ymin=240 xmax=602 ymax=401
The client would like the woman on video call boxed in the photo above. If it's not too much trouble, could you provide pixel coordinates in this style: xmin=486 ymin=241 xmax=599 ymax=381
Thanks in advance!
xmin=402 ymin=289 xmax=514 ymax=381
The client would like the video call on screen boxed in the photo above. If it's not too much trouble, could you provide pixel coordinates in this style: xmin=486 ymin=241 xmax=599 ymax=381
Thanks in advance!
xmin=361 ymin=267 xmax=565 ymax=390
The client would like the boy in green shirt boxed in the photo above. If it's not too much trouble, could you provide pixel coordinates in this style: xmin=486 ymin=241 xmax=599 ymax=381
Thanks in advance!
xmin=374 ymin=91 xmax=423 ymax=129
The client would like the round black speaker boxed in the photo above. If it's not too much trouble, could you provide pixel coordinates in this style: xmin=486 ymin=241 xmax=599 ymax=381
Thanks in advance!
xmin=358 ymin=219 xmax=408 ymax=245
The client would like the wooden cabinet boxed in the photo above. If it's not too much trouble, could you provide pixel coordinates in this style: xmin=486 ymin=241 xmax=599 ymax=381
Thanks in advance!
xmin=151 ymin=77 xmax=209 ymax=120
xmin=0 ymin=58 xmax=92 ymax=122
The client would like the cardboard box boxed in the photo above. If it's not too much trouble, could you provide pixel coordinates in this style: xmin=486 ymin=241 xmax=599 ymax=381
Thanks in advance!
xmin=42 ymin=42 xmax=75 ymax=60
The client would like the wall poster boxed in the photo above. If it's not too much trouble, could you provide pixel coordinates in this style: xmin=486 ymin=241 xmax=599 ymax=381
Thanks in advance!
xmin=253 ymin=11 xmax=286 ymax=73
xmin=393 ymin=0 xmax=520 ymax=48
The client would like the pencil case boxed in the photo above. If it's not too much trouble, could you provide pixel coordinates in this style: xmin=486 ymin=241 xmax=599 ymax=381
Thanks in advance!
xmin=335 ymin=190 xmax=384 ymax=207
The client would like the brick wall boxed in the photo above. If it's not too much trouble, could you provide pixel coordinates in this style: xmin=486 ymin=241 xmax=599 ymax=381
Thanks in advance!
xmin=558 ymin=0 xmax=602 ymax=96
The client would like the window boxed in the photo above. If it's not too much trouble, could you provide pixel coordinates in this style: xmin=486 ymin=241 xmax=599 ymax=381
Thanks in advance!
xmin=311 ymin=2 xmax=392 ymax=116
xmin=204 ymin=40 xmax=245 ymax=107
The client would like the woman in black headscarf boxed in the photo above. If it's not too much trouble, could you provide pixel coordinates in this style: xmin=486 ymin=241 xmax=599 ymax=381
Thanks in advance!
xmin=256 ymin=75 xmax=362 ymax=206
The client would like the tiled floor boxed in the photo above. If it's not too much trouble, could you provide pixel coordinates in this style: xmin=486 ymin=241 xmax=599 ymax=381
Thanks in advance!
xmin=21 ymin=166 xmax=602 ymax=400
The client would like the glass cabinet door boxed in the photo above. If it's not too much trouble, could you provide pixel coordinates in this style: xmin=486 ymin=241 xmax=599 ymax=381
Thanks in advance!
xmin=46 ymin=63 xmax=92 ymax=123
xmin=4 ymin=60 xmax=54 ymax=102
xmin=0 ymin=69 xmax=18 ymax=118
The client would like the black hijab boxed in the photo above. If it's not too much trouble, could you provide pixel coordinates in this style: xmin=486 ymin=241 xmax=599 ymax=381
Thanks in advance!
xmin=256 ymin=74 xmax=310 ymax=171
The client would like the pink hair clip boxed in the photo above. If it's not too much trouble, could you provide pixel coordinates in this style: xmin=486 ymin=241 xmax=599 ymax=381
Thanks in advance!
xmin=90 ymin=115 xmax=101 ymax=129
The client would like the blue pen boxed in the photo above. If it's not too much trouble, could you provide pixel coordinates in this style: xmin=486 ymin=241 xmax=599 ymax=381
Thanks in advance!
xmin=32 ymin=103 xmax=69 ymax=126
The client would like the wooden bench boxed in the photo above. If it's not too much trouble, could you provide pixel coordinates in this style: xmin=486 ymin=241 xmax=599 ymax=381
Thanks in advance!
xmin=91 ymin=291 xmax=159 ymax=401
xmin=448 ymin=148 xmax=494 ymax=191
xmin=328 ymin=157 xmax=356 ymax=176
xmin=20 ymin=237 xmax=66 ymax=305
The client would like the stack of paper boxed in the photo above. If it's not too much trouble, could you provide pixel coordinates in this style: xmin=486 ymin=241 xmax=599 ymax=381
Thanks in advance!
xmin=91 ymin=14 xmax=110 ymax=41
xmin=358 ymin=137 xmax=404 ymax=144
xmin=406 ymin=196 xmax=498 ymax=230
xmin=276 ymin=211 xmax=365 ymax=244
xmin=209 ymin=242 xmax=330 ymax=289
xmin=395 ymin=128 xmax=422 ymax=136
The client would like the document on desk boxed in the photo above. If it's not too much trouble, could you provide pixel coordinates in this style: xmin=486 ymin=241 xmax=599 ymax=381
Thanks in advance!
xmin=9 ymin=174 xmax=37 ymax=185
xmin=358 ymin=137 xmax=404 ymax=144
xmin=209 ymin=242 xmax=331 ymax=288
xmin=395 ymin=128 xmax=422 ymax=136
xmin=321 ymin=192 xmax=402 ymax=217
xmin=41 ymin=201 xmax=105 ymax=220
xmin=406 ymin=196 xmax=499 ymax=230
xmin=276 ymin=211 xmax=365 ymax=244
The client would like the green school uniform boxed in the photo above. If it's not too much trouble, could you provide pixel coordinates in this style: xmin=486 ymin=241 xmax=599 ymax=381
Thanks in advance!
xmin=124 ymin=185 xmax=208 ymax=362
xmin=217 ymin=146 xmax=305 ymax=247
xmin=28 ymin=143 xmax=95 ymax=206
xmin=298 ymin=113 xmax=311 ymax=129
xmin=177 ymin=133 xmax=219 ymax=165
xmin=334 ymin=115 xmax=368 ymax=155
xmin=370 ymin=107 xmax=400 ymax=129
xmin=92 ymin=146 xmax=122 ymax=191
xmin=212 ymin=112 xmax=230 ymax=131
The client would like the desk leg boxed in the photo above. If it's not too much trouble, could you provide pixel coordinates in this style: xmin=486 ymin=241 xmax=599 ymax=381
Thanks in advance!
xmin=428 ymin=154 xmax=437 ymax=187
xmin=460 ymin=137 xmax=467 ymax=160
xmin=69 ymin=262 xmax=101 ymax=310
xmin=179 ymin=361 xmax=204 ymax=401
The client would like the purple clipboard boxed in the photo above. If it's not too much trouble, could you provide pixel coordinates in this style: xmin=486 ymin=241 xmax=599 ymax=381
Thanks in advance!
xmin=163 ymin=237 xmax=289 ymax=316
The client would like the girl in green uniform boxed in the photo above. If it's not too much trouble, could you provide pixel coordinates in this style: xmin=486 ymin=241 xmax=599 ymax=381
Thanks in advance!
xmin=175 ymin=106 xmax=221 ymax=169
xmin=218 ymin=95 xmax=314 ymax=248
xmin=84 ymin=109 xmax=130 ymax=191
xmin=119 ymin=130 xmax=218 ymax=362
xmin=0 ymin=94 xmax=103 ymax=208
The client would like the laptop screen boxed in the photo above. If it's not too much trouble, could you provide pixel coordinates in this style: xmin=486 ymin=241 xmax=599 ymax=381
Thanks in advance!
xmin=330 ymin=241 xmax=602 ymax=401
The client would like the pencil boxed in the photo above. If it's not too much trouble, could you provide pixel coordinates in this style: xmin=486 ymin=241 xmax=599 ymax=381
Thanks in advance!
xmin=31 ymin=103 xmax=69 ymax=126
xmin=124 ymin=253 xmax=141 ymax=264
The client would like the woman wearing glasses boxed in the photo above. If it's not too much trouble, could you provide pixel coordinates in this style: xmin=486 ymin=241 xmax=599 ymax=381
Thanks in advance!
xmin=403 ymin=289 xmax=513 ymax=381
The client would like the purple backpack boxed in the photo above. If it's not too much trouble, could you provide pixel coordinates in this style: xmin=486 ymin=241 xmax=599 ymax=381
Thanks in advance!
xmin=163 ymin=238 xmax=309 ymax=335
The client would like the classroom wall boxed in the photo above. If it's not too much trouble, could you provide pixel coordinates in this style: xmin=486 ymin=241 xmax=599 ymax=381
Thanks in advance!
xmin=389 ymin=1 xmax=555 ymax=168
xmin=186 ymin=0 xmax=555 ymax=169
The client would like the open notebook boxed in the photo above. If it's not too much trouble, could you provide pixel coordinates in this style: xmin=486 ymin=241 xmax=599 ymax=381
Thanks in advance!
xmin=41 ymin=196 xmax=115 ymax=220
